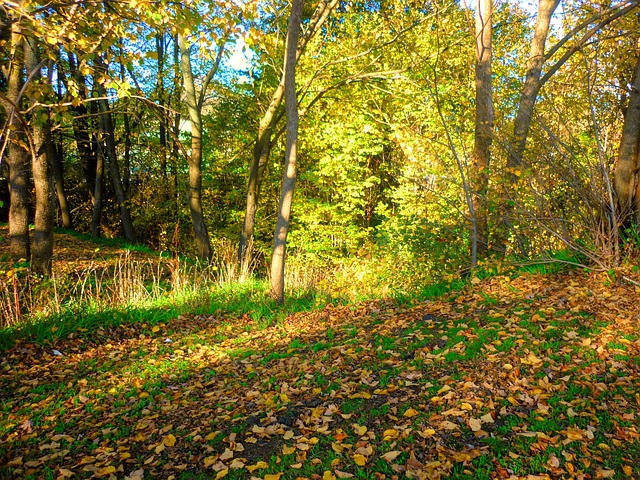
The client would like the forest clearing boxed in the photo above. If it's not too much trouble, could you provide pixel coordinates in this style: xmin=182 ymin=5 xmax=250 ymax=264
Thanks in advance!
xmin=1 ymin=234 xmax=640 ymax=479
xmin=3 ymin=0 xmax=640 ymax=477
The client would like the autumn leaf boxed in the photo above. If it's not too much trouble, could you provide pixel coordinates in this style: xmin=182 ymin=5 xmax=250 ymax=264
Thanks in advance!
xmin=381 ymin=451 xmax=402 ymax=462
xmin=163 ymin=433 xmax=176 ymax=447
xmin=246 ymin=461 xmax=268 ymax=472
xmin=353 ymin=454 xmax=366 ymax=466
xmin=403 ymin=408 xmax=419 ymax=418
xmin=264 ymin=474 xmax=283 ymax=480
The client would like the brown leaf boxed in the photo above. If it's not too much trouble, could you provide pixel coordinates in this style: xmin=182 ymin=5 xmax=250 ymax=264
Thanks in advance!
xmin=381 ymin=451 xmax=402 ymax=462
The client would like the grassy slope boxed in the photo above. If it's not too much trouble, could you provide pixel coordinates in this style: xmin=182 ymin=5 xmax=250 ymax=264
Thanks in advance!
xmin=0 ymin=251 xmax=639 ymax=479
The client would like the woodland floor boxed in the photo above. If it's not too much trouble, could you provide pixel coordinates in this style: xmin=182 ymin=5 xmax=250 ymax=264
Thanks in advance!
xmin=1 ymin=244 xmax=640 ymax=479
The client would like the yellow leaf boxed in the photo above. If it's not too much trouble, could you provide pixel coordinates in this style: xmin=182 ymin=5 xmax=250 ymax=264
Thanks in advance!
xmin=403 ymin=408 xmax=419 ymax=418
xmin=352 ymin=424 xmax=367 ymax=436
xmin=264 ymin=474 xmax=283 ymax=480
xmin=215 ymin=469 xmax=228 ymax=479
xmin=246 ymin=461 xmax=268 ymax=472
xmin=323 ymin=471 xmax=336 ymax=480
xmin=282 ymin=445 xmax=296 ymax=455
xmin=229 ymin=459 xmax=245 ymax=469
xmin=164 ymin=434 xmax=176 ymax=447
xmin=283 ymin=430 xmax=294 ymax=440
xmin=204 ymin=456 xmax=217 ymax=468
xmin=353 ymin=454 xmax=366 ymax=466
xmin=383 ymin=429 xmax=399 ymax=441
xmin=461 ymin=402 xmax=473 ymax=411
xmin=154 ymin=442 xmax=165 ymax=454
xmin=623 ymin=465 xmax=633 ymax=476
xmin=471 ymin=277 xmax=481 ymax=285
xmin=95 ymin=466 xmax=117 ymax=477
xmin=152 ymin=326 xmax=160 ymax=333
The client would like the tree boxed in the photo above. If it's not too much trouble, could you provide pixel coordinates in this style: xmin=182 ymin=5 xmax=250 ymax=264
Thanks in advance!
xmin=269 ymin=0 xmax=304 ymax=304
xmin=614 ymin=44 xmax=640 ymax=224
xmin=23 ymin=33 xmax=55 ymax=275
xmin=3 ymin=3 xmax=30 ymax=261
xmin=238 ymin=0 xmax=340 ymax=263
xmin=177 ymin=32 xmax=226 ymax=262
xmin=471 ymin=0 xmax=493 ymax=261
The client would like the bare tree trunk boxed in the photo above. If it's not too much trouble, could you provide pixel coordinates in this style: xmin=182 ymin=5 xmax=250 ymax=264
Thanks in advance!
xmin=505 ymin=0 xmax=560 ymax=179
xmin=5 ymin=11 xmax=30 ymax=261
xmin=24 ymin=36 xmax=54 ymax=276
xmin=239 ymin=0 xmax=339 ymax=262
xmin=94 ymin=56 xmax=136 ymax=243
xmin=178 ymin=34 xmax=212 ymax=261
xmin=91 ymin=135 xmax=105 ymax=238
xmin=53 ymin=54 xmax=73 ymax=229
xmin=52 ymin=137 xmax=72 ymax=229
xmin=615 ymin=48 xmax=640 ymax=225
xmin=270 ymin=0 xmax=304 ymax=304
xmin=238 ymin=129 xmax=271 ymax=260
xmin=157 ymin=31 xmax=168 ymax=178
xmin=471 ymin=0 xmax=493 ymax=259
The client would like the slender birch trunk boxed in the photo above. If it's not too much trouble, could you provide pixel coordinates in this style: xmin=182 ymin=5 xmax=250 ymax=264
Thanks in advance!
xmin=269 ymin=0 xmax=304 ymax=304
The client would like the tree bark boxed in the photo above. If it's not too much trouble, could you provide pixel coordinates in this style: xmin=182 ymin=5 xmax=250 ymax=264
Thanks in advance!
xmin=615 ymin=49 xmax=640 ymax=225
xmin=5 ymin=11 xmax=30 ymax=261
xmin=270 ymin=0 xmax=304 ymax=304
xmin=24 ymin=36 xmax=55 ymax=276
xmin=471 ymin=0 xmax=493 ymax=259
xmin=178 ymin=33 xmax=213 ymax=261
xmin=91 ymin=135 xmax=105 ymax=238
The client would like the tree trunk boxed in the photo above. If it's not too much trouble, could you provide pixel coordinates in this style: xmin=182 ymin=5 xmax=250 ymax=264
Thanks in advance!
xmin=615 ymin=49 xmax=640 ymax=225
xmin=178 ymin=34 xmax=212 ymax=261
xmin=157 ymin=32 xmax=168 ymax=178
xmin=4 ymin=11 xmax=30 ymax=261
xmin=95 ymin=57 xmax=136 ymax=244
xmin=91 ymin=136 xmax=105 ymax=238
xmin=52 ymin=137 xmax=72 ymax=229
xmin=238 ymin=129 xmax=272 ymax=260
xmin=24 ymin=36 xmax=55 ymax=276
xmin=505 ymin=0 xmax=560 ymax=179
xmin=471 ymin=0 xmax=493 ymax=259
xmin=270 ymin=0 xmax=304 ymax=304
xmin=498 ymin=0 xmax=559 ymax=255
xmin=97 ymin=95 xmax=136 ymax=243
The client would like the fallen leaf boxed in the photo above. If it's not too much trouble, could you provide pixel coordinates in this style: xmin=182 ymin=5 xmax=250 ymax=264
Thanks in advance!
xmin=381 ymin=451 xmax=402 ymax=462
xmin=353 ymin=454 xmax=366 ymax=466
xmin=163 ymin=433 xmax=176 ymax=447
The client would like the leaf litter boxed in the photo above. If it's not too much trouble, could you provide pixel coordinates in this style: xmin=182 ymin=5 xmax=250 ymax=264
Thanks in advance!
xmin=1 ymin=270 xmax=640 ymax=479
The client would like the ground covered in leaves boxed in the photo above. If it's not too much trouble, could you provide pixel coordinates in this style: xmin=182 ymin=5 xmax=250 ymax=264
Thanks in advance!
xmin=1 ymin=270 xmax=640 ymax=479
